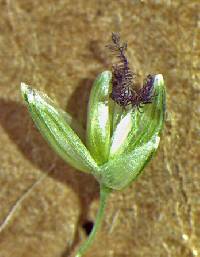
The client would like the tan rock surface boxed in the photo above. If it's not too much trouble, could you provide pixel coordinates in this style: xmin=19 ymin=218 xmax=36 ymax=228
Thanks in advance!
xmin=0 ymin=1 xmax=199 ymax=257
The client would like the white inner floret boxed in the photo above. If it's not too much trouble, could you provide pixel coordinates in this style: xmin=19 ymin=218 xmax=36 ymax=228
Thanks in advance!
xmin=110 ymin=112 xmax=132 ymax=156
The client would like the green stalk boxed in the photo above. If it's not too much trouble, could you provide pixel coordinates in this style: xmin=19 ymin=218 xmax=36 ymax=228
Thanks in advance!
xmin=75 ymin=184 xmax=111 ymax=257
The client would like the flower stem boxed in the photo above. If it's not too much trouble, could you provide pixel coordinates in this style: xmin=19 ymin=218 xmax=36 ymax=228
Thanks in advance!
xmin=75 ymin=184 xmax=111 ymax=257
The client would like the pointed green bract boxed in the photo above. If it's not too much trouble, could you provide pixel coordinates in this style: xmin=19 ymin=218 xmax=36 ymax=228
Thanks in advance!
xmin=21 ymin=83 xmax=99 ymax=174
xmin=86 ymin=71 xmax=112 ymax=165
xmin=125 ymin=74 xmax=165 ymax=153
xmin=100 ymin=74 xmax=166 ymax=190
xmin=109 ymin=75 xmax=165 ymax=159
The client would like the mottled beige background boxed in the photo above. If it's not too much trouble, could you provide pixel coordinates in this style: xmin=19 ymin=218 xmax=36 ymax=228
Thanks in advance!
xmin=0 ymin=0 xmax=199 ymax=257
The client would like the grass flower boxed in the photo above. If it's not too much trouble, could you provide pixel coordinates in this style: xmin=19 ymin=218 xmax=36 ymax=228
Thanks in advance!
xmin=21 ymin=70 xmax=165 ymax=256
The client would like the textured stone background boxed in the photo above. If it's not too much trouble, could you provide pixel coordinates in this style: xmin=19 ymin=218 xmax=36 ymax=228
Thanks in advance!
xmin=0 ymin=0 xmax=199 ymax=257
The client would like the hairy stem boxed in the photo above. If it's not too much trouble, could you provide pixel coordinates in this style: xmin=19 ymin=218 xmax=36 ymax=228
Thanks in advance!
xmin=75 ymin=184 xmax=111 ymax=257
